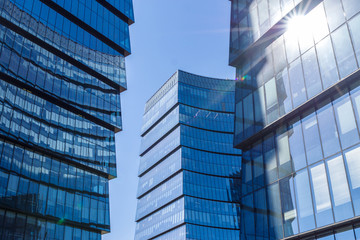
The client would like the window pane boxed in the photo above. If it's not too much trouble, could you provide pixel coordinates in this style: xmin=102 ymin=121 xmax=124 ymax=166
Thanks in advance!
xmin=267 ymin=183 xmax=283 ymax=239
xmin=294 ymin=168 xmax=315 ymax=232
xmin=254 ymin=86 xmax=266 ymax=132
xmin=326 ymin=155 xmax=353 ymax=222
xmin=342 ymin=0 xmax=360 ymax=19
xmin=335 ymin=228 xmax=355 ymax=240
xmin=244 ymin=94 xmax=254 ymax=138
xmin=289 ymin=59 xmax=307 ymax=108
xmin=317 ymin=100 xmax=341 ymax=157
xmin=302 ymin=48 xmax=322 ymax=98
xmin=344 ymin=145 xmax=360 ymax=215
xmin=288 ymin=118 xmax=307 ymax=171
xmin=284 ymin=30 xmax=300 ymax=64
xmin=280 ymin=176 xmax=298 ymax=237
xmin=324 ymin=0 xmax=346 ymax=31
xmin=265 ymin=78 xmax=279 ymax=123
xmin=331 ymin=24 xmax=357 ymax=78
xmin=264 ymin=134 xmax=277 ymax=183
xmin=277 ymin=128 xmax=292 ymax=178
xmin=333 ymin=94 xmax=359 ymax=149
xmin=302 ymin=111 xmax=323 ymax=165
xmin=349 ymin=13 xmax=360 ymax=64
xmin=276 ymin=68 xmax=292 ymax=116
xmin=310 ymin=163 xmax=333 ymax=227
xmin=309 ymin=3 xmax=329 ymax=43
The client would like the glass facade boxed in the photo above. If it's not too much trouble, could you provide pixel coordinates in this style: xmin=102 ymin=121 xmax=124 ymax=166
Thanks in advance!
xmin=230 ymin=0 xmax=360 ymax=239
xmin=134 ymin=70 xmax=242 ymax=239
xmin=0 ymin=0 xmax=133 ymax=239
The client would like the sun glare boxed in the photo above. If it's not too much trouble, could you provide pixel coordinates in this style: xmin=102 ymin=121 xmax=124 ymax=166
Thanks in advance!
xmin=287 ymin=15 xmax=308 ymax=36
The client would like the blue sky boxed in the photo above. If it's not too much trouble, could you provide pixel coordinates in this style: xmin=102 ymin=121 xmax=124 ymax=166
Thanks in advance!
xmin=103 ymin=0 xmax=234 ymax=239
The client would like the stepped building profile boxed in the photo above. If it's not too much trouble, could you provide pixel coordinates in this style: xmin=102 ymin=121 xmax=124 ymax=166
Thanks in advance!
xmin=134 ymin=70 xmax=242 ymax=240
xmin=0 ymin=0 xmax=133 ymax=238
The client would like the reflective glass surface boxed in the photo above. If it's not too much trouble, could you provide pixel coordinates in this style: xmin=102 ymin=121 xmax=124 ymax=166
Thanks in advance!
xmin=0 ymin=0 xmax=133 ymax=237
xmin=237 ymin=84 xmax=360 ymax=239
xmin=231 ymin=0 xmax=360 ymax=239
xmin=135 ymin=71 xmax=241 ymax=239
xmin=233 ymin=1 xmax=360 ymax=145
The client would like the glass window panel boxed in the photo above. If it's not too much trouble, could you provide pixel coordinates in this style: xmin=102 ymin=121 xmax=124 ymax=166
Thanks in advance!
xmin=289 ymin=59 xmax=307 ymax=108
xmin=284 ymin=30 xmax=300 ymax=64
xmin=254 ymin=86 xmax=266 ymax=132
xmin=348 ymin=14 xmax=360 ymax=73
xmin=235 ymin=101 xmax=244 ymax=138
xmin=326 ymin=155 xmax=354 ymax=222
xmin=351 ymin=84 xmax=360 ymax=128
xmin=267 ymin=183 xmax=283 ymax=239
xmin=355 ymin=225 xmax=360 ymax=239
xmin=317 ymin=100 xmax=341 ymax=157
xmin=264 ymin=133 xmax=277 ymax=183
xmin=333 ymin=94 xmax=359 ymax=149
xmin=344 ymin=145 xmax=360 ymax=215
xmin=280 ymin=176 xmax=298 ymax=237
xmin=335 ymin=227 xmax=355 ymax=240
xmin=276 ymin=68 xmax=292 ymax=116
xmin=277 ymin=128 xmax=292 ymax=178
xmin=294 ymin=168 xmax=315 ymax=233
xmin=310 ymin=163 xmax=333 ymax=227
xmin=253 ymin=141 xmax=265 ymax=189
xmin=302 ymin=110 xmax=323 ymax=165
xmin=318 ymin=234 xmax=335 ymax=240
xmin=342 ymin=0 xmax=360 ymax=19
xmin=288 ymin=118 xmax=307 ymax=171
xmin=309 ymin=3 xmax=329 ymax=43
xmin=272 ymin=37 xmax=287 ymax=74
xmin=254 ymin=188 xmax=268 ymax=238
xmin=265 ymin=78 xmax=279 ymax=123
xmin=302 ymin=48 xmax=322 ymax=98
xmin=244 ymin=93 xmax=254 ymax=138
xmin=324 ymin=0 xmax=346 ymax=31
xmin=331 ymin=24 xmax=358 ymax=78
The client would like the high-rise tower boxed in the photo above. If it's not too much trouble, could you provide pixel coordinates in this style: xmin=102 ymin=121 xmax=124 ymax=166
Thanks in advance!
xmin=230 ymin=0 xmax=360 ymax=239
xmin=134 ymin=70 xmax=242 ymax=240
xmin=0 ymin=0 xmax=133 ymax=238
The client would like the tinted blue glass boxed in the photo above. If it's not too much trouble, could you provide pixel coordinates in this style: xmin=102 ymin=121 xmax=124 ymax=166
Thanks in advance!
xmin=289 ymin=59 xmax=307 ymax=108
xmin=294 ymin=169 xmax=315 ymax=232
xmin=280 ymin=176 xmax=298 ymax=237
xmin=333 ymin=93 xmax=359 ymax=149
xmin=343 ymin=145 xmax=360 ymax=215
xmin=136 ymin=71 xmax=240 ymax=238
xmin=309 ymin=162 xmax=334 ymax=227
xmin=326 ymin=155 xmax=354 ymax=222
xmin=331 ymin=24 xmax=358 ymax=78
xmin=301 ymin=110 xmax=323 ymax=165
xmin=317 ymin=100 xmax=341 ymax=158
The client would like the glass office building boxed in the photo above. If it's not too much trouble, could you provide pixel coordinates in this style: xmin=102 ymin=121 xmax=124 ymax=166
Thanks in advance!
xmin=0 ymin=0 xmax=133 ymax=239
xmin=230 ymin=0 xmax=360 ymax=239
xmin=134 ymin=70 xmax=242 ymax=240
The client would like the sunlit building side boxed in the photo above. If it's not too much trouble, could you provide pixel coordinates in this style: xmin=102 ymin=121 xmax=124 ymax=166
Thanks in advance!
xmin=0 ymin=0 xmax=133 ymax=238
xmin=134 ymin=70 xmax=242 ymax=240
xmin=229 ymin=0 xmax=360 ymax=239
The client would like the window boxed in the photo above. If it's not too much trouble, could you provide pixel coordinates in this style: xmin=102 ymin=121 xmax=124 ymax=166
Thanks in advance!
xmin=326 ymin=155 xmax=353 ymax=222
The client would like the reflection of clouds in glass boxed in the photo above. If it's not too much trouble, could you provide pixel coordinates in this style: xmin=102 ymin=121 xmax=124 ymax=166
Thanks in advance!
xmin=327 ymin=156 xmax=351 ymax=207
xmin=310 ymin=164 xmax=331 ymax=213
xmin=345 ymin=147 xmax=360 ymax=189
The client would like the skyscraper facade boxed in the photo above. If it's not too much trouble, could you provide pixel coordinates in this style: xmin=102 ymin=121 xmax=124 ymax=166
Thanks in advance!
xmin=230 ymin=0 xmax=360 ymax=239
xmin=134 ymin=70 xmax=242 ymax=240
xmin=0 ymin=0 xmax=133 ymax=239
